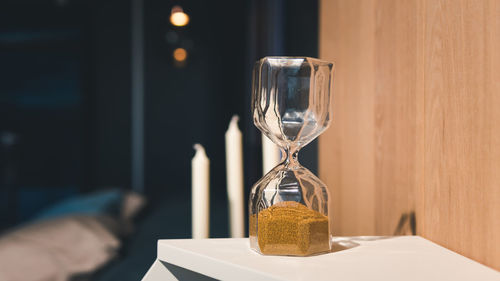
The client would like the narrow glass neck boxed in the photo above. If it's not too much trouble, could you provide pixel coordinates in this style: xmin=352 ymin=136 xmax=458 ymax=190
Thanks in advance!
xmin=281 ymin=146 xmax=300 ymax=168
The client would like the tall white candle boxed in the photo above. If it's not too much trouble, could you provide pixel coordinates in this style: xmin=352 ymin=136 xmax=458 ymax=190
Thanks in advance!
xmin=225 ymin=115 xmax=244 ymax=238
xmin=262 ymin=133 xmax=281 ymax=175
xmin=191 ymin=144 xmax=210 ymax=239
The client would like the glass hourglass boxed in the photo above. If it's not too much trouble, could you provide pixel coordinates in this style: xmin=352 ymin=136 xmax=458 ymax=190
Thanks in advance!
xmin=249 ymin=57 xmax=335 ymax=256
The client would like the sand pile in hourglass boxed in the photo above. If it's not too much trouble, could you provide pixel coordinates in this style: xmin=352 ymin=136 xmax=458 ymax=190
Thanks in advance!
xmin=250 ymin=201 xmax=329 ymax=256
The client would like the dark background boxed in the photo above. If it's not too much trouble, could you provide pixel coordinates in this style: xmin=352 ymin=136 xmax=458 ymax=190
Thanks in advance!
xmin=0 ymin=0 xmax=318 ymax=264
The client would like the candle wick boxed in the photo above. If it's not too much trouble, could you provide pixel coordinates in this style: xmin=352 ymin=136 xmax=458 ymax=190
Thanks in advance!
xmin=193 ymin=143 xmax=205 ymax=154
xmin=229 ymin=115 xmax=240 ymax=129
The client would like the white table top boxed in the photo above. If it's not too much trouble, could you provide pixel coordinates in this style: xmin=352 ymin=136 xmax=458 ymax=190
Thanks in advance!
xmin=154 ymin=236 xmax=500 ymax=281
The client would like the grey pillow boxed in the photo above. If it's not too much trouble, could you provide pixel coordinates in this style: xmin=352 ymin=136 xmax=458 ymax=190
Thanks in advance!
xmin=0 ymin=215 xmax=120 ymax=281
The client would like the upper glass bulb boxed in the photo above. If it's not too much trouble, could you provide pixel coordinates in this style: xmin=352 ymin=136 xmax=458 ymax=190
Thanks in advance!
xmin=252 ymin=57 xmax=334 ymax=150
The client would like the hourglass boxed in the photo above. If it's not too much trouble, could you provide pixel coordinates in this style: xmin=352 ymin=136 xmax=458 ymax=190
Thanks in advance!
xmin=249 ymin=57 xmax=335 ymax=256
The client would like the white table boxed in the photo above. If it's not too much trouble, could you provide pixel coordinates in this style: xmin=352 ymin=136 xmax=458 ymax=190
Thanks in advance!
xmin=142 ymin=236 xmax=500 ymax=281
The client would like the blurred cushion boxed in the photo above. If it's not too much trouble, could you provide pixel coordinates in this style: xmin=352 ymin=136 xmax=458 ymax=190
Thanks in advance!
xmin=121 ymin=192 xmax=146 ymax=221
xmin=33 ymin=189 xmax=124 ymax=221
xmin=0 ymin=215 xmax=120 ymax=281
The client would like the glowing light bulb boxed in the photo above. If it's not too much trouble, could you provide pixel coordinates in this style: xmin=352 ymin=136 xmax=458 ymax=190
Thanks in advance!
xmin=170 ymin=6 xmax=189 ymax=27
xmin=173 ymin=48 xmax=187 ymax=62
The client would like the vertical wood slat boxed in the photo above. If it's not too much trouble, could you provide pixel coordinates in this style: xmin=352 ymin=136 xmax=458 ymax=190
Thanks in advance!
xmin=372 ymin=0 xmax=422 ymax=235
xmin=319 ymin=0 xmax=377 ymax=236
xmin=421 ymin=0 xmax=500 ymax=269
xmin=319 ymin=0 xmax=421 ymax=237
xmin=319 ymin=0 xmax=500 ymax=270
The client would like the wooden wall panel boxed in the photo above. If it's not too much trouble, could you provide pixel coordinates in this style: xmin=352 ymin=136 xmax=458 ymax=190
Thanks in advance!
xmin=319 ymin=0 xmax=500 ymax=270
xmin=372 ymin=0 xmax=422 ymax=235
xmin=319 ymin=0 xmax=377 ymax=236
xmin=421 ymin=0 xmax=500 ymax=269
xmin=319 ymin=0 xmax=421 ymax=236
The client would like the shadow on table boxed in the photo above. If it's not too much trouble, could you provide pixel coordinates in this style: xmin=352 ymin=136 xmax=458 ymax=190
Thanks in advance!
xmin=331 ymin=236 xmax=395 ymax=253
xmin=161 ymin=261 xmax=217 ymax=281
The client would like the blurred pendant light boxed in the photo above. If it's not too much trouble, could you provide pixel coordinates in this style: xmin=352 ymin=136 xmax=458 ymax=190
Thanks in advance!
xmin=170 ymin=5 xmax=189 ymax=27
xmin=173 ymin=47 xmax=188 ymax=62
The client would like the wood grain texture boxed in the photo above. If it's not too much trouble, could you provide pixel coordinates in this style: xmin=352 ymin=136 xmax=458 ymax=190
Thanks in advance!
xmin=319 ymin=0 xmax=421 ymax=237
xmin=319 ymin=0 xmax=377 ymax=236
xmin=319 ymin=0 xmax=500 ymax=270
xmin=372 ymin=0 xmax=422 ymax=235
xmin=421 ymin=0 xmax=500 ymax=269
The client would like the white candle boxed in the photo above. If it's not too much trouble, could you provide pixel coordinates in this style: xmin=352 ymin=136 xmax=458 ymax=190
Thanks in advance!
xmin=225 ymin=115 xmax=244 ymax=238
xmin=262 ymin=133 xmax=281 ymax=175
xmin=192 ymin=144 xmax=210 ymax=239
